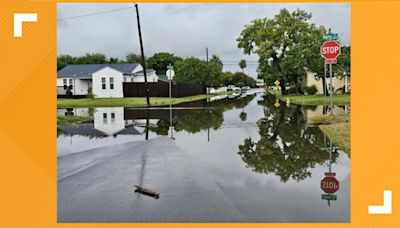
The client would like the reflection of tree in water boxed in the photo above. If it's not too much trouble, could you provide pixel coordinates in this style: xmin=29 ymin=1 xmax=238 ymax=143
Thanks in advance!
xmin=150 ymin=94 xmax=256 ymax=135
xmin=238 ymin=94 xmax=338 ymax=183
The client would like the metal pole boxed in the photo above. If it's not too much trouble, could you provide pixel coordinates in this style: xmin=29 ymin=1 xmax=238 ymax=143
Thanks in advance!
xmin=169 ymin=76 xmax=173 ymax=139
xmin=206 ymin=47 xmax=210 ymax=142
xmin=135 ymin=4 xmax=150 ymax=106
xmin=330 ymin=63 xmax=333 ymax=115
xmin=329 ymin=139 xmax=332 ymax=173
xmin=324 ymin=63 xmax=326 ymax=109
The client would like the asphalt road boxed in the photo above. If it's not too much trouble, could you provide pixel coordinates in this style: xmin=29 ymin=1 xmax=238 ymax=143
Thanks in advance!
xmin=58 ymin=137 xmax=249 ymax=222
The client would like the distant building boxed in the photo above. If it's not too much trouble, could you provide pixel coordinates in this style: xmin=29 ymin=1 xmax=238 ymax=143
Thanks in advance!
xmin=305 ymin=71 xmax=350 ymax=95
xmin=256 ymin=79 xmax=265 ymax=87
xmin=57 ymin=63 xmax=158 ymax=98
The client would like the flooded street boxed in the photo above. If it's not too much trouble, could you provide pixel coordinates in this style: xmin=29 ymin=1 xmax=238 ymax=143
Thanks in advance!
xmin=57 ymin=89 xmax=350 ymax=222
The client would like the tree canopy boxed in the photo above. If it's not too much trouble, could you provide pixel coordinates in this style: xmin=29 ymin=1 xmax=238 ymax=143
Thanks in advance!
xmin=174 ymin=57 xmax=223 ymax=87
xmin=125 ymin=53 xmax=144 ymax=63
xmin=147 ymin=52 xmax=182 ymax=75
xmin=239 ymin=59 xmax=247 ymax=72
xmin=237 ymin=8 xmax=327 ymax=95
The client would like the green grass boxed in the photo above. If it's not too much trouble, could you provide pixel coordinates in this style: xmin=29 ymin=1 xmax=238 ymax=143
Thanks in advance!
xmin=308 ymin=114 xmax=350 ymax=125
xmin=57 ymin=92 xmax=232 ymax=108
xmin=57 ymin=115 xmax=93 ymax=125
xmin=309 ymin=114 xmax=350 ymax=155
xmin=319 ymin=123 xmax=350 ymax=155
xmin=267 ymin=89 xmax=350 ymax=105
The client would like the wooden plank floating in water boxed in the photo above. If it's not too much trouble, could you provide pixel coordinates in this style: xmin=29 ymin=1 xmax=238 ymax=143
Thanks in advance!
xmin=134 ymin=185 xmax=160 ymax=199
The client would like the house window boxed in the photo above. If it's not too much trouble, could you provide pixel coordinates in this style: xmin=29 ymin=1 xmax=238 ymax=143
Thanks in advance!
xmin=101 ymin=78 xmax=106 ymax=89
xmin=110 ymin=77 xmax=114 ymax=90
xmin=103 ymin=113 xmax=107 ymax=124
xmin=111 ymin=113 xmax=115 ymax=123
xmin=63 ymin=79 xmax=67 ymax=89
xmin=69 ymin=79 xmax=73 ymax=86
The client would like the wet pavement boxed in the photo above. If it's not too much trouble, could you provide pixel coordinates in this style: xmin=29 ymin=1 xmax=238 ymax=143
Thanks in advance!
xmin=57 ymin=89 xmax=350 ymax=222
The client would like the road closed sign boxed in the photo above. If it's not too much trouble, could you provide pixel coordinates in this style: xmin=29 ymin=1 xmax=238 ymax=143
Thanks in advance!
xmin=320 ymin=40 xmax=341 ymax=61
xmin=321 ymin=176 xmax=340 ymax=194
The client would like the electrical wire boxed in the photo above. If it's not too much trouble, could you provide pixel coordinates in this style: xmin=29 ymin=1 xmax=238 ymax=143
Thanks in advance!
xmin=58 ymin=6 xmax=135 ymax=22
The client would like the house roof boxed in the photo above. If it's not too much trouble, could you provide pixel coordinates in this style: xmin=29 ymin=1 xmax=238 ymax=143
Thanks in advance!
xmin=57 ymin=63 xmax=140 ymax=78
xmin=131 ymin=69 xmax=155 ymax=76
xmin=158 ymin=74 xmax=169 ymax=82
xmin=114 ymin=126 xmax=142 ymax=135
xmin=59 ymin=124 xmax=107 ymax=137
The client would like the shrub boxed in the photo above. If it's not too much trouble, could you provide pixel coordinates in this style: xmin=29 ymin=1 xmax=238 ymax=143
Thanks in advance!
xmin=304 ymin=85 xmax=318 ymax=95
xmin=86 ymin=93 xmax=96 ymax=99
xmin=287 ymin=86 xmax=304 ymax=95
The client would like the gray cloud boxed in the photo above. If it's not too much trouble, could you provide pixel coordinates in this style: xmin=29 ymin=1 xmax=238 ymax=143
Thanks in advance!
xmin=57 ymin=3 xmax=350 ymax=77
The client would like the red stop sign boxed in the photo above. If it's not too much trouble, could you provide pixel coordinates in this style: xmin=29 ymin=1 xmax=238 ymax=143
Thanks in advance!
xmin=320 ymin=41 xmax=341 ymax=60
xmin=321 ymin=176 xmax=339 ymax=194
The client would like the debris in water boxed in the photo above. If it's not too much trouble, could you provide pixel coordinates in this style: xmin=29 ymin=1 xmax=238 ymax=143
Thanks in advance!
xmin=134 ymin=185 xmax=160 ymax=199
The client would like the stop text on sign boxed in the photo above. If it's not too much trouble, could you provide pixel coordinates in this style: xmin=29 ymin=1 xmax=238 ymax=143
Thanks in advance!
xmin=320 ymin=40 xmax=341 ymax=60
xmin=321 ymin=46 xmax=339 ymax=55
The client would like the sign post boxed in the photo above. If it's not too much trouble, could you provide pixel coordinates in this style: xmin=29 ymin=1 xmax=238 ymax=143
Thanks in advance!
xmin=320 ymin=39 xmax=341 ymax=115
xmin=166 ymin=64 xmax=175 ymax=139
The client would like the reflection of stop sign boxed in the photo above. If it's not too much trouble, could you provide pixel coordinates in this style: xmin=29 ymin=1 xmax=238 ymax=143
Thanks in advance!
xmin=320 ymin=41 xmax=341 ymax=60
xmin=321 ymin=176 xmax=339 ymax=194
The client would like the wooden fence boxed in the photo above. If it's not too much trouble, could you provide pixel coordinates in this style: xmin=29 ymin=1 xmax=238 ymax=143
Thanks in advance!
xmin=123 ymin=81 xmax=205 ymax=98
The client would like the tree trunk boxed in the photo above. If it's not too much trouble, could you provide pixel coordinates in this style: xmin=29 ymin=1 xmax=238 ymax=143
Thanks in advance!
xmin=280 ymin=82 xmax=286 ymax=95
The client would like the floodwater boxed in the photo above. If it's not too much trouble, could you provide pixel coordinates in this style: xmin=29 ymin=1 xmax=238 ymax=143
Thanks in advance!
xmin=57 ymin=89 xmax=350 ymax=222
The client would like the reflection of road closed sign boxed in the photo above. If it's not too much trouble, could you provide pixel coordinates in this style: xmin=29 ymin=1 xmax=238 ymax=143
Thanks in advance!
xmin=274 ymin=99 xmax=280 ymax=108
xmin=321 ymin=176 xmax=339 ymax=194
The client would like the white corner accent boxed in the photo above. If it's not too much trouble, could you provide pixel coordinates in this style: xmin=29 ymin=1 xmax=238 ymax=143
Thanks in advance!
xmin=368 ymin=190 xmax=392 ymax=214
xmin=14 ymin=13 xmax=38 ymax=37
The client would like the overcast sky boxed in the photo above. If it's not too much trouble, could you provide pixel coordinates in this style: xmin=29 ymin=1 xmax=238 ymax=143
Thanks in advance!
xmin=57 ymin=3 xmax=350 ymax=77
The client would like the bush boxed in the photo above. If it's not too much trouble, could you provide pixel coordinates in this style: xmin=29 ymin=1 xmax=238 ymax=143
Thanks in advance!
xmin=287 ymin=86 xmax=304 ymax=95
xmin=86 ymin=93 xmax=96 ymax=99
xmin=304 ymin=85 xmax=318 ymax=95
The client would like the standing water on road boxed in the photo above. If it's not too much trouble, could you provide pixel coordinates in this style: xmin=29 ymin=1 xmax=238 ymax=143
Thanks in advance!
xmin=57 ymin=90 xmax=350 ymax=222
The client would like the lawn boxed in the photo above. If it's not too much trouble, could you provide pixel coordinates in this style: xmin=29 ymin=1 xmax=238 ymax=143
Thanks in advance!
xmin=57 ymin=93 xmax=230 ymax=108
xmin=309 ymin=114 xmax=350 ymax=155
xmin=57 ymin=115 xmax=93 ymax=125
xmin=267 ymin=89 xmax=350 ymax=105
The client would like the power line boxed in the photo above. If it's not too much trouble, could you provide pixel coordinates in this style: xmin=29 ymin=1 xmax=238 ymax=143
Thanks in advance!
xmin=58 ymin=6 xmax=135 ymax=22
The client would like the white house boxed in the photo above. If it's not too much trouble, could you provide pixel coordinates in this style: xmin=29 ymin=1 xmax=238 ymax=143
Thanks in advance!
xmin=57 ymin=63 xmax=158 ymax=98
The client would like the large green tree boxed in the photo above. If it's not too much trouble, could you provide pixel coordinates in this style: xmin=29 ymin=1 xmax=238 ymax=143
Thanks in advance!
xmin=210 ymin=55 xmax=223 ymax=69
xmin=174 ymin=57 xmax=223 ymax=87
xmin=125 ymin=53 xmax=143 ymax=63
xmin=237 ymin=8 xmax=326 ymax=95
xmin=57 ymin=55 xmax=75 ymax=70
xmin=147 ymin=52 xmax=182 ymax=75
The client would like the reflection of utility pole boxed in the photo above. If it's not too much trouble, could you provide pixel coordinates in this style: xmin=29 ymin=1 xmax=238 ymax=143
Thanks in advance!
xmin=135 ymin=4 xmax=150 ymax=106
xmin=145 ymin=110 xmax=149 ymax=140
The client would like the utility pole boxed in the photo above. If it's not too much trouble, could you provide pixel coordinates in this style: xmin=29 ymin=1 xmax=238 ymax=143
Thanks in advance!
xmin=135 ymin=3 xmax=150 ymax=106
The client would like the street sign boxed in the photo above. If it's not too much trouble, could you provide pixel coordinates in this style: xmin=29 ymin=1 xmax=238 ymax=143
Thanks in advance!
xmin=321 ymin=176 xmax=340 ymax=194
xmin=324 ymin=59 xmax=337 ymax=64
xmin=274 ymin=80 xmax=280 ymax=87
xmin=166 ymin=69 xmax=175 ymax=80
xmin=323 ymin=33 xmax=338 ymax=41
xmin=322 ymin=194 xmax=337 ymax=201
xmin=320 ymin=40 xmax=341 ymax=61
